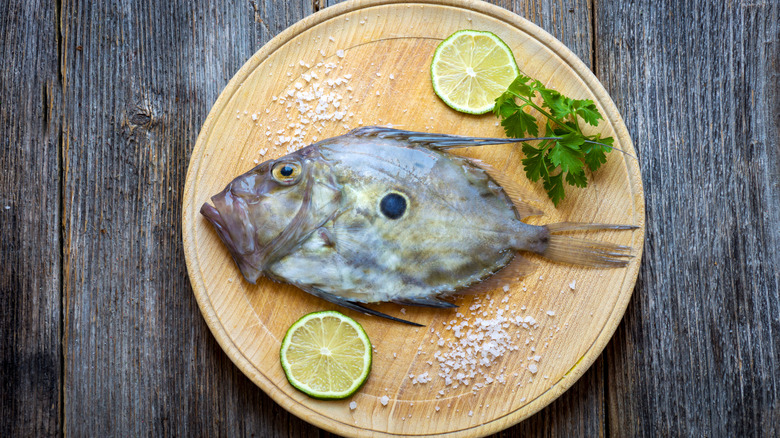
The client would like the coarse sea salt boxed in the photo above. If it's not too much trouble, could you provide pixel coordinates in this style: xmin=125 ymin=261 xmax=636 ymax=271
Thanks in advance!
xmin=380 ymin=395 xmax=389 ymax=406
xmin=349 ymin=401 xmax=357 ymax=410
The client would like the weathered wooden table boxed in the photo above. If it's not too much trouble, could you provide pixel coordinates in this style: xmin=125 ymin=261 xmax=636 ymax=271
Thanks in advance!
xmin=2 ymin=0 xmax=778 ymax=436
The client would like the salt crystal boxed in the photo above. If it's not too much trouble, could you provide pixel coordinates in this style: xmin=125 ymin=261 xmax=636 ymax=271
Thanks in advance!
xmin=4 ymin=206 xmax=9 ymax=210
xmin=528 ymin=364 xmax=538 ymax=374
xmin=336 ymin=49 xmax=345 ymax=58
xmin=389 ymin=73 xmax=395 ymax=79
xmin=569 ymin=279 xmax=576 ymax=290
xmin=380 ymin=395 xmax=389 ymax=406
xmin=546 ymin=310 xmax=555 ymax=317
xmin=502 ymin=284 xmax=510 ymax=292
xmin=468 ymin=410 xmax=473 ymax=417
xmin=349 ymin=401 xmax=357 ymax=410
xmin=533 ymin=355 xmax=541 ymax=362
xmin=328 ymin=36 xmax=335 ymax=42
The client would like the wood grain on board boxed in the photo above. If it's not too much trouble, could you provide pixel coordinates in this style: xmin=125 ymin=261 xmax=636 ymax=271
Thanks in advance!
xmin=57 ymin=1 xmax=320 ymax=436
xmin=182 ymin=2 xmax=642 ymax=436
xmin=0 ymin=1 xmax=62 ymax=436
xmin=596 ymin=1 xmax=780 ymax=436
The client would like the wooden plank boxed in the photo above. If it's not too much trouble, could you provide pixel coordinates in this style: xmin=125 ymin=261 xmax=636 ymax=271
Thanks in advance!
xmin=60 ymin=1 xmax=316 ymax=436
xmin=218 ymin=1 xmax=607 ymax=437
xmin=596 ymin=0 xmax=780 ymax=435
xmin=0 ymin=0 xmax=62 ymax=436
xmin=482 ymin=2 xmax=607 ymax=437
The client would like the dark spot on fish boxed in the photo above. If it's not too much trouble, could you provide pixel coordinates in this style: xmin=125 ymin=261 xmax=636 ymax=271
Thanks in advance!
xmin=380 ymin=193 xmax=407 ymax=219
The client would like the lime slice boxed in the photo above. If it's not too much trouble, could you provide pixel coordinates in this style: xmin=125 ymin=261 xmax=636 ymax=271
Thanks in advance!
xmin=280 ymin=310 xmax=372 ymax=399
xmin=431 ymin=30 xmax=519 ymax=114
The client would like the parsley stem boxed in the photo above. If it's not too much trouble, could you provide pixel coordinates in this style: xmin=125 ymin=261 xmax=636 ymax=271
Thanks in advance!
xmin=510 ymin=91 xmax=624 ymax=154
xmin=509 ymin=93 xmax=580 ymax=135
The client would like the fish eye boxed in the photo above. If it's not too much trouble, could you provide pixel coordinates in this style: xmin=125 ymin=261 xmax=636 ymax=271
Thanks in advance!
xmin=271 ymin=161 xmax=302 ymax=185
xmin=379 ymin=192 xmax=408 ymax=220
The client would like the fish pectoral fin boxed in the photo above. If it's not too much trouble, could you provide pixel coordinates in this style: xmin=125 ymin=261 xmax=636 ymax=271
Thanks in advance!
xmin=392 ymin=297 xmax=458 ymax=309
xmin=300 ymin=286 xmax=424 ymax=327
xmin=349 ymin=126 xmax=560 ymax=151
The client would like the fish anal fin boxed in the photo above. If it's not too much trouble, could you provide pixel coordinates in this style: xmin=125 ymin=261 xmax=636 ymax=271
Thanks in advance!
xmin=300 ymin=285 xmax=423 ymax=326
xmin=393 ymin=297 xmax=458 ymax=309
xmin=467 ymin=158 xmax=545 ymax=219
xmin=455 ymin=254 xmax=537 ymax=296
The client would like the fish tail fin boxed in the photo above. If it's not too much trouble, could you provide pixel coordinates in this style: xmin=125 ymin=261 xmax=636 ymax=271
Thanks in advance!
xmin=539 ymin=222 xmax=637 ymax=268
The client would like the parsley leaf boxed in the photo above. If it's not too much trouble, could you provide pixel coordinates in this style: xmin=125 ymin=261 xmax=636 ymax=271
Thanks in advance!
xmin=583 ymin=136 xmax=613 ymax=172
xmin=549 ymin=142 xmax=584 ymax=174
xmin=521 ymin=142 xmax=546 ymax=182
xmin=565 ymin=168 xmax=588 ymax=188
xmin=543 ymin=173 xmax=566 ymax=206
xmin=493 ymin=74 xmax=614 ymax=206
xmin=573 ymin=99 xmax=602 ymax=126
xmin=502 ymin=109 xmax=538 ymax=138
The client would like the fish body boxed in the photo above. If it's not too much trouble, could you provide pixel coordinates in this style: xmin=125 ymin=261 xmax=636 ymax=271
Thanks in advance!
xmin=201 ymin=127 xmax=634 ymax=324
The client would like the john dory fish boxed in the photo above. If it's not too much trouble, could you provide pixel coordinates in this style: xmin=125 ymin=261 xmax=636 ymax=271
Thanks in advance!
xmin=200 ymin=127 xmax=635 ymax=325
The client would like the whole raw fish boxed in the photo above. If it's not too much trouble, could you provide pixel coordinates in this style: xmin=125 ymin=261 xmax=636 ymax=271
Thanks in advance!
xmin=201 ymin=127 xmax=635 ymax=325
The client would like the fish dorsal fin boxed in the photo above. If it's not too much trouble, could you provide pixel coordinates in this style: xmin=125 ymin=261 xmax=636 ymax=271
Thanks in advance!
xmin=466 ymin=158 xmax=545 ymax=219
xmin=455 ymin=254 xmax=537 ymax=296
xmin=348 ymin=126 xmax=560 ymax=150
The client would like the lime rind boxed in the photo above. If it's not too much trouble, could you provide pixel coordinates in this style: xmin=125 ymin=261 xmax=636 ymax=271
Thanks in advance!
xmin=431 ymin=30 xmax=520 ymax=114
xmin=280 ymin=310 xmax=372 ymax=400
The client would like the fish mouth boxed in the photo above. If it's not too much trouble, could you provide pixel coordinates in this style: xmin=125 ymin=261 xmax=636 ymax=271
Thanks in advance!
xmin=200 ymin=199 xmax=263 ymax=284
xmin=200 ymin=203 xmax=234 ymax=250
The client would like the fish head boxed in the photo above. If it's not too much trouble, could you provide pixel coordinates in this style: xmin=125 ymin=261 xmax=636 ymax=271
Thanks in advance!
xmin=200 ymin=146 xmax=341 ymax=283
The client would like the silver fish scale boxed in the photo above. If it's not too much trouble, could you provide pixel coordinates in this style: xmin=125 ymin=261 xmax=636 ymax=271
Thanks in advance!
xmin=266 ymin=134 xmax=522 ymax=303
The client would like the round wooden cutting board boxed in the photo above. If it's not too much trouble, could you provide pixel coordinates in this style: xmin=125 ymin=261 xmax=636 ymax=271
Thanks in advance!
xmin=182 ymin=1 xmax=645 ymax=436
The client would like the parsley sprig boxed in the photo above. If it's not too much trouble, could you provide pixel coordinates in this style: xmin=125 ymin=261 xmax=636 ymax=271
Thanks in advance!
xmin=493 ymin=74 xmax=614 ymax=206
